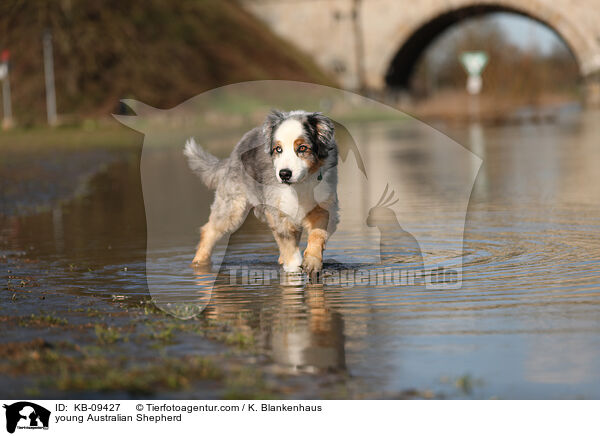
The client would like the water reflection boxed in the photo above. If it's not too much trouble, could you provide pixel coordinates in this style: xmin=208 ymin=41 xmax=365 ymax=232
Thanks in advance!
xmin=206 ymin=274 xmax=347 ymax=372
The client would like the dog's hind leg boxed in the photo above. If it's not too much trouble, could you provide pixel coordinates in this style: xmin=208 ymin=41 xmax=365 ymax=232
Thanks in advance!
xmin=192 ymin=194 xmax=248 ymax=265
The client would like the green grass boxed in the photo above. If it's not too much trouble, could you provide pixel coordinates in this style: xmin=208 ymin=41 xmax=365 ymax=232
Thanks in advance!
xmin=0 ymin=121 xmax=141 ymax=152
xmin=18 ymin=313 xmax=69 ymax=327
xmin=148 ymin=325 xmax=176 ymax=344
xmin=94 ymin=325 xmax=128 ymax=345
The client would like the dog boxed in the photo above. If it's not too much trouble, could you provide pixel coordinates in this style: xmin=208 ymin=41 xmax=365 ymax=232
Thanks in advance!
xmin=184 ymin=109 xmax=339 ymax=274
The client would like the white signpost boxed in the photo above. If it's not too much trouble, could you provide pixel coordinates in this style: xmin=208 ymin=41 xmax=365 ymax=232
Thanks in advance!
xmin=1 ymin=49 xmax=13 ymax=129
xmin=460 ymin=51 xmax=488 ymax=95
xmin=43 ymin=30 xmax=58 ymax=126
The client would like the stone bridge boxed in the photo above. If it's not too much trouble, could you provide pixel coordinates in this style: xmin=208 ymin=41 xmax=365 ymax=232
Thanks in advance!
xmin=242 ymin=0 xmax=600 ymax=103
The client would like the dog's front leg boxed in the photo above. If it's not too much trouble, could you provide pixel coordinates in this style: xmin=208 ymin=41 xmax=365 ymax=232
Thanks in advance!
xmin=302 ymin=206 xmax=329 ymax=275
xmin=265 ymin=209 xmax=302 ymax=272
xmin=274 ymin=231 xmax=303 ymax=272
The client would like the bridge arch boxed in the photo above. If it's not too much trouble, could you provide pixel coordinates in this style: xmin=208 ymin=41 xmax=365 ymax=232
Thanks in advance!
xmin=373 ymin=0 xmax=592 ymax=90
xmin=243 ymin=0 xmax=600 ymax=104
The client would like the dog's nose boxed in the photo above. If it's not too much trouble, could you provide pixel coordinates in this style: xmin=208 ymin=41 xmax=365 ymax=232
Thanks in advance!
xmin=279 ymin=169 xmax=292 ymax=182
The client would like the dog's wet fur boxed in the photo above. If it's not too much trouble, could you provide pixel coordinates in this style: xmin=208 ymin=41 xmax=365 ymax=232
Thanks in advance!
xmin=184 ymin=109 xmax=339 ymax=274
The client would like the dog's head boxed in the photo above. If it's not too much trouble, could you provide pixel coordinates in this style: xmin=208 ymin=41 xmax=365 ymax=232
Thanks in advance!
xmin=263 ymin=109 xmax=335 ymax=184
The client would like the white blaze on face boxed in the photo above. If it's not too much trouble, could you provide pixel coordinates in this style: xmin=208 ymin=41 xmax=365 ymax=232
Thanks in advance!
xmin=273 ymin=119 xmax=310 ymax=184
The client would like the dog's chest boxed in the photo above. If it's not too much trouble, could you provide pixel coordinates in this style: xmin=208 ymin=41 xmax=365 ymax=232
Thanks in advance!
xmin=271 ymin=183 xmax=317 ymax=223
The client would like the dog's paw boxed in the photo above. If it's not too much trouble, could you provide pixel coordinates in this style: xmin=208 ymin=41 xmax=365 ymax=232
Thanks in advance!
xmin=191 ymin=256 xmax=211 ymax=268
xmin=282 ymin=257 xmax=302 ymax=272
xmin=283 ymin=263 xmax=302 ymax=273
xmin=282 ymin=250 xmax=302 ymax=272
xmin=302 ymin=255 xmax=322 ymax=275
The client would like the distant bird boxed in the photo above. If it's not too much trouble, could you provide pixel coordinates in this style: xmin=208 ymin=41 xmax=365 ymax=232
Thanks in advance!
xmin=366 ymin=184 xmax=424 ymax=268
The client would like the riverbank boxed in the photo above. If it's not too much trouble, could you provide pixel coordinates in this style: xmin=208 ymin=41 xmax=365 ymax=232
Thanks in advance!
xmin=405 ymin=90 xmax=581 ymax=125
xmin=1 ymin=0 xmax=335 ymax=126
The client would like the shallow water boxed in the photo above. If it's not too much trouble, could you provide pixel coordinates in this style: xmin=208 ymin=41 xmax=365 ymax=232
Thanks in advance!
xmin=2 ymin=109 xmax=600 ymax=399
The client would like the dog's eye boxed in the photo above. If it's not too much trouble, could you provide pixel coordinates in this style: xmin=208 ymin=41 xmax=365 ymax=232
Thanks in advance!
xmin=297 ymin=145 xmax=308 ymax=153
xmin=274 ymin=146 xmax=282 ymax=154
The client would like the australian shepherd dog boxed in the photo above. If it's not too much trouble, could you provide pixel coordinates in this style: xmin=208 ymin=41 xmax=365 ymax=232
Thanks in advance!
xmin=184 ymin=109 xmax=339 ymax=274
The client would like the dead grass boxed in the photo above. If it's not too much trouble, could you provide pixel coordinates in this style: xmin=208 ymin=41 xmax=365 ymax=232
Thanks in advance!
xmin=0 ymin=0 xmax=335 ymax=126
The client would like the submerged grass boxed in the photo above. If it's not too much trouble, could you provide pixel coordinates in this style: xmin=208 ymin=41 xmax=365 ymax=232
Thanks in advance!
xmin=51 ymin=355 xmax=222 ymax=394
xmin=0 ymin=329 xmax=222 ymax=395
xmin=94 ymin=325 xmax=128 ymax=345
xmin=0 ymin=343 xmax=222 ymax=395
xmin=0 ymin=294 xmax=285 ymax=398
xmin=17 ymin=313 xmax=69 ymax=327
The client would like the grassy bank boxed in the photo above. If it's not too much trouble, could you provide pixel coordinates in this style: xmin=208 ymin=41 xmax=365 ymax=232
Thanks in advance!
xmin=407 ymin=90 xmax=581 ymax=124
xmin=0 ymin=0 xmax=335 ymax=126
xmin=0 ymin=120 xmax=140 ymax=151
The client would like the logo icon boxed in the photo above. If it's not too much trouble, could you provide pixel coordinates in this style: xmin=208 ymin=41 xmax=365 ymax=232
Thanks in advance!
xmin=3 ymin=402 xmax=50 ymax=434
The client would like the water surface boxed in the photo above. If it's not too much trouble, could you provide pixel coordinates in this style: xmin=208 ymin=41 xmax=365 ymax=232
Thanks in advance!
xmin=2 ymin=109 xmax=599 ymax=399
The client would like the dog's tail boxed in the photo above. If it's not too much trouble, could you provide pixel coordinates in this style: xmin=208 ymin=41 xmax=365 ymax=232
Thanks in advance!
xmin=184 ymin=137 xmax=222 ymax=189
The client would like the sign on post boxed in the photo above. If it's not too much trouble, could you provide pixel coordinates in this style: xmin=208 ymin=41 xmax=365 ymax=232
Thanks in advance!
xmin=460 ymin=51 xmax=488 ymax=95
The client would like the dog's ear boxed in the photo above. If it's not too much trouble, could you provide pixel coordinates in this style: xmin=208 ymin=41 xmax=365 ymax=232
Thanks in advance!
xmin=306 ymin=112 xmax=335 ymax=159
xmin=262 ymin=109 xmax=286 ymax=154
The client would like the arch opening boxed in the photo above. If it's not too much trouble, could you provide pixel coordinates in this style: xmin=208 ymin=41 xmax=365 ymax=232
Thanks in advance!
xmin=384 ymin=5 xmax=580 ymax=91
